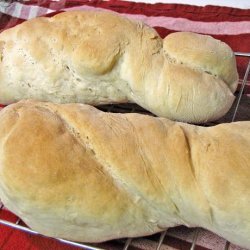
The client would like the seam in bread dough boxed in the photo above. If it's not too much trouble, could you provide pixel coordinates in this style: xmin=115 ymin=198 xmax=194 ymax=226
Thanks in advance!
xmin=180 ymin=126 xmax=214 ymax=225
xmin=34 ymin=105 xmax=158 ymax=217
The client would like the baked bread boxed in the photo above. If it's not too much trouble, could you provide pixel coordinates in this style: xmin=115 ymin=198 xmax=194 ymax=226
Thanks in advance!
xmin=0 ymin=100 xmax=249 ymax=248
xmin=0 ymin=11 xmax=238 ymax=123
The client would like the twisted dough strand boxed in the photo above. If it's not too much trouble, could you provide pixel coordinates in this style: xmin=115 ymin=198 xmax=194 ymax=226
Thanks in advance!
xmin=0 ymin=11 xmax=238 ymax=123
xmin=0 ymin=100 xmax=249 ymax=247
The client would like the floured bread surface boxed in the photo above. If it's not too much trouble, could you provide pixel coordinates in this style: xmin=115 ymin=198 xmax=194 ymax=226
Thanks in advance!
xmin=0 ymin=11 xmax=238 ymax=123
xmin=0 ymin=100 xmax=249 ymax=248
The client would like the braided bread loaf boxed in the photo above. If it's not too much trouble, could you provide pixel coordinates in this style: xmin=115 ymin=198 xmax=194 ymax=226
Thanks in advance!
xmin=0 ymin=100 xmax=249 ymax=248
xmin=0 ymin=11 xmax=238 ymax=123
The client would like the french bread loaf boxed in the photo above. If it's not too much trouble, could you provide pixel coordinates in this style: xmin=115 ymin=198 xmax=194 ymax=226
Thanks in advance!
xmin=0 ymin=11 xmax=238 ymax=123
xmin=0 ymin=100 xmax=249 ymax=248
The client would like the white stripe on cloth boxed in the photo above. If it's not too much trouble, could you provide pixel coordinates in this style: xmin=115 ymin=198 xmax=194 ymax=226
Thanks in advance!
xmin=120 ymin=0 xmax=250 ymax=9
xmin=1 ymin=2 xmax=249 ymax=35
xmin=11 ymin=2 xmax=22 ymax=17
xmin=0 ymin=2 xmax=54 ymax=19
xmin=28 ymin=5 xmax=39 ymax=19
xmin=64 ymin=5 xmax=250 ymax=35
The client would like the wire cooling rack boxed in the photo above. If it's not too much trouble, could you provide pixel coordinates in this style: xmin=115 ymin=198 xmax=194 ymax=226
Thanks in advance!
xmin=0 ymin=52 xmax=249 ymax=250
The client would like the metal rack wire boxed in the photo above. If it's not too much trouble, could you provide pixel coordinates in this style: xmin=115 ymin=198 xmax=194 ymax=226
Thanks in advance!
xmin=0 ymin=52 xmax=249 ymax=250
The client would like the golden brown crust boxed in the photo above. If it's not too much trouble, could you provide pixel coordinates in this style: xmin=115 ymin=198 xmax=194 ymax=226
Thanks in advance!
xmin=0 ymin=100 xmax=249 ymax=247
xmin=163 ymin=32 xmax=238 ymax=92
xmin=0 ymin=11 xmax=238 ymax=123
